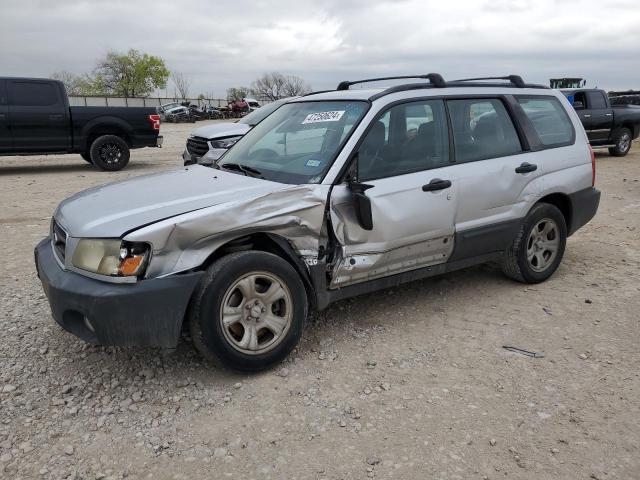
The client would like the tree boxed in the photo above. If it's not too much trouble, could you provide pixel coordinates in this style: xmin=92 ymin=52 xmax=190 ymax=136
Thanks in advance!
xmin=93 ymin=49 xmax=169 ymax=97
xmin=282 ymin=75 xmax=312 ymax=97
xmin=250 ymin=72 xmax=311 ymax=100
xmin=171 ymin=71 xmax=191 ymax=99
xmin=226 ymin=86 xmax=250 ymax=102
xmin=50 ymin=71 xmax=101 ymax=96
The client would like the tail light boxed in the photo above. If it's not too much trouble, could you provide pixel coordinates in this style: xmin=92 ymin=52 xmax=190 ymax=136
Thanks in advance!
xmin=590 ymin=145 xmax=596 ymax=186
xmin=149 ymin=114 xmax=161 ymax=131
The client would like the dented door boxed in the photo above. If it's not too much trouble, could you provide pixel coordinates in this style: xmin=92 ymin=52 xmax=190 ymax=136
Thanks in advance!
xmin=329 ymin=170 xmax=457 ymax=287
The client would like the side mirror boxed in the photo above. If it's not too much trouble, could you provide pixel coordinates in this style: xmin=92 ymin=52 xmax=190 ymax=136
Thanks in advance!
xmin=573 ymin=101 xmax=584 ymax=110
xmin=349 ymin=180 xmax=374 ymax=231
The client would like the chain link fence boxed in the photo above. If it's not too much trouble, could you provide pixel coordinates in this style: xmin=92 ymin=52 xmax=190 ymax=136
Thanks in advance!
xmin=67 ymin=96 xmax=230 ymax=108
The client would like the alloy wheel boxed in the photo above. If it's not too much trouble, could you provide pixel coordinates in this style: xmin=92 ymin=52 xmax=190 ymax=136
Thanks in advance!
xmin=526 ymin=218 xmax=560 ymax=272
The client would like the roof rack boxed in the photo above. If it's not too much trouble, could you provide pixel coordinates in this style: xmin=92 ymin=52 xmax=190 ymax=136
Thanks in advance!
xmin=336 ymin=73 xmax=446 ymax=90
xmin=449 ymin=75 xmax=527 ymax=88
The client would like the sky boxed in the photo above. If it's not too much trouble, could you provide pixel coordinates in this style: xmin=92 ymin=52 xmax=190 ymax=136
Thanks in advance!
xmin=1 ymin=0 xmax=639 ymax=98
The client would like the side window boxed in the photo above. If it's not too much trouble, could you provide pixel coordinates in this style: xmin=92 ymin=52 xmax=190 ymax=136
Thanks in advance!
xmin=357 ymin=100 xmax=449 ymax=181
xmin=8 ymin=81 xmax=59 ymax=107
xmin=586 ymin=91 xmax=607 ymax=109
xmin=572 ymin=91 xmax=587 ymax=109
xmin=0 ymin=81 xmax=6 ymax=105
xmin=516 ymin=96 xmax=575 ymax=147
xmin=447 ymin=98 xmax=522 ymax=163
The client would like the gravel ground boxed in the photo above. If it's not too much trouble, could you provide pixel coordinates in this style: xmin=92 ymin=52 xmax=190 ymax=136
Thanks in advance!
xmin=1 ymin=121 xmax=639 ymax=480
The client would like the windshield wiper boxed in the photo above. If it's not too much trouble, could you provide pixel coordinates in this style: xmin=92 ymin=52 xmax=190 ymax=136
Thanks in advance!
xmin=218 ymin=162 xmax=264 ymax=178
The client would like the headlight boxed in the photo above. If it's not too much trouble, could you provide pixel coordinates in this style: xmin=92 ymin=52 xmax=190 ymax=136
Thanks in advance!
xmin=210 ymin=136 xmax=242 ymax=149
xmin=72 ymin=239 xmax=150 ymax=277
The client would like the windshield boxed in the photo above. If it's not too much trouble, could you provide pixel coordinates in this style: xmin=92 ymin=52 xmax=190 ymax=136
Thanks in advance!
xmin=220 ymin=100 xmax=368 ymax=184
xmin=238 ymin=98 xmax=289 ymax=126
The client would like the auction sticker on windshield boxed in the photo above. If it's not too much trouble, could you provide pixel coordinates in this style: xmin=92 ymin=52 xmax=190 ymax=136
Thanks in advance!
xmin=302 ymin=111 xmax=345 ymax=124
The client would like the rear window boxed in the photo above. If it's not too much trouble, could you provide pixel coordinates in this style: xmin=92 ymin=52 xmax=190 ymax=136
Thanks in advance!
xmin=8 ymin=81 xmax=59 ymax=106
xmin=516 ymin=96 xmax=574 ymax=147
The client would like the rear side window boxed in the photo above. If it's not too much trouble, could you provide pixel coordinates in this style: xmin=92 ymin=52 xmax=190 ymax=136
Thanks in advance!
xmin=447 ymin=98 xmax=522 ymax=163
xmin=586 ymin=91 xmax=607 ymax=109
xmin=8 ymin=81 xmax=59 ymax=106
xmin=516 ymin=96 xmax=574 ymax=147
xmin=0 ymin=81 xmax=6 ymax=105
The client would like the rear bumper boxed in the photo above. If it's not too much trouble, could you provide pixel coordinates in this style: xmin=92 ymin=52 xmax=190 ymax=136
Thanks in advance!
xmin=132 ymin=134 xmax=163 ymax=149
xmin=35 ymin=238 xmax=203 ymax=348
xmin=568 ymin=187 xmax=601 ymax=236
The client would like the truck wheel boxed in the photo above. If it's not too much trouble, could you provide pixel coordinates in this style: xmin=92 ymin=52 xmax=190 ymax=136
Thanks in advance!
xmin=502 ymin=203 xmax=567 ymax=284
xmin=608 ymin=128 xmax=632 ymax=157
xmin=189 ymin=251 xmax=307 ymax=372
xmin=89 ymin=135 xmax=130 ymax=171
xmin=80 ymin=152 xmax=92 ymax=164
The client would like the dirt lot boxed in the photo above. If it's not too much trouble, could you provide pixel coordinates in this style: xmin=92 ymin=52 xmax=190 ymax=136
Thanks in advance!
xmin=0 ymin=121 xmax=638 ymax=480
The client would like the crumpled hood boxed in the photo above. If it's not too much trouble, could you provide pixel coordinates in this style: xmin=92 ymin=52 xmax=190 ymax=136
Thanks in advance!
xmin=190 ymin=122 xmax=251 ymax=139
xmin=55 ymin=166 xmax=286 ymax=238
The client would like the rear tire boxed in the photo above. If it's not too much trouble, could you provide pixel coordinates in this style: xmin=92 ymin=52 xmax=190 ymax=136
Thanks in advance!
xmin=89 ymin=135 xmax=130 ymax=171
xmin=189 ymin=251 xmax=308 ymax=372
xmin=608 ymin=127 xmax=632 ymax=157
xmin=502 ymin=203 xmax=567 ymax=284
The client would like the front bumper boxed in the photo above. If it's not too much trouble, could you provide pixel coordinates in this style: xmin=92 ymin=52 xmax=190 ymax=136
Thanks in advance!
xmin=182 ymin=148 xmax=227 ymax=166
xmin=34 ymin=238 xmax=203 ymax=348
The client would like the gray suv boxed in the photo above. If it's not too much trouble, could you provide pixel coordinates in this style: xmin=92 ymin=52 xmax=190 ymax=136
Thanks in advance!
xmin=35 ymin=74 xmax=600 ymax=371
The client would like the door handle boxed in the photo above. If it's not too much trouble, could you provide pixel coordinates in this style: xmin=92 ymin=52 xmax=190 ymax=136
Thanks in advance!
xmin=583 ymin=114 xmax=591 ymax=118
xmin=422 ymin=178 xmax=452 ymax=192
xmin=605 ymin=113 xmax=613 ymax=117
xmin=515 ymin=162 xmax=537 ymax=174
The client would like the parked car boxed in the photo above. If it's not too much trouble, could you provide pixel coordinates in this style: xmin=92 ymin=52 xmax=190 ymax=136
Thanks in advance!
xmin=183 ymin=97 xmax=297 ymax=166
xmin=562 ymin=88 xmax=640 ymax=156
xmin=160 ymin=106 xmax=195 ymax=124
xmin=157 ymin=102 xmax=182 ymax=114
xmin=35 ymin=74 xmax=600 ymax=372
xmin=0 ymin=77 xmax=162 ymax=170
xmin=245 ymin=97 xmax=261 ymax=111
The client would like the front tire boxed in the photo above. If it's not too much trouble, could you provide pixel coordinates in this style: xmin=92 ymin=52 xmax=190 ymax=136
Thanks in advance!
xmin=80 ymin=152 xmax=92 ymax=163
xmin=189 ymin=251 xmax=308 ymax=372
xmin=608 ymin=127 xmax=632 ymax=157
xmin=89 ymin=135 xmax=130 ymax=171
xmin=502 ymin=203 xmax=567 ymax=283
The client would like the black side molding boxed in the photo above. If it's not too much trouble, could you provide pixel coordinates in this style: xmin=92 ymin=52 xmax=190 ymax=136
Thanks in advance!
xmin=448 ymin=219 xmax=522 ymax=263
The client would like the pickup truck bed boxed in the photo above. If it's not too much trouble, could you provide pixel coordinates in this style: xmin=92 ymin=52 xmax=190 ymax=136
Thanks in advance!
xmin=0 ymin=77 xmax=162 ymax=171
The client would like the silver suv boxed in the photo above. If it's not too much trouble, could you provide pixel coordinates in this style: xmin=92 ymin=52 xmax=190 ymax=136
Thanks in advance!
xmin=35 ymin=74 xmax=600 ymax=371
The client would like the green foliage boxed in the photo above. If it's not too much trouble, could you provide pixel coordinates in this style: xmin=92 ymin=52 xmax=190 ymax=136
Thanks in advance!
xmin=93 ymin=49 xmax=169 ymax=97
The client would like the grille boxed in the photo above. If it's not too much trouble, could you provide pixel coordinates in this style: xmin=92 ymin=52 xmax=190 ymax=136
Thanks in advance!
xmin=186 ymin=136 xmax=209 ymax=157
xmin=52 ymin=220 xmax=67 ymax=263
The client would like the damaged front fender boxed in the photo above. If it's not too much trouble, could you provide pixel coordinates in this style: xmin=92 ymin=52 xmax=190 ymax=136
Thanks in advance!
xmin=124 ymin=184 xmax=332 ymax=279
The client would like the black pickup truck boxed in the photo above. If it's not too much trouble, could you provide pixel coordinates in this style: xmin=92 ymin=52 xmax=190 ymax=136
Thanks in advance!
xmin=0 ymin=77 xmax=162 ymax=171
xmin=562 ymin=88 xmax=640 ymax=156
